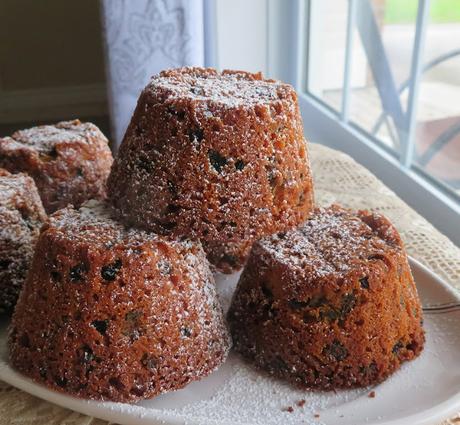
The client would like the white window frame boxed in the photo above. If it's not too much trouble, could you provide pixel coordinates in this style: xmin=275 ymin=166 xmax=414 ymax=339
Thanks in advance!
xmin=205 ymin=0 xmax=460 ymax=246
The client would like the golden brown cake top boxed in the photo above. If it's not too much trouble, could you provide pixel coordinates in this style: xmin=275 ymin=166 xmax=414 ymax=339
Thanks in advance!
xmin=46 ymin=200 xmax=195 ymax=252
xmin=257 ymin=204 xmax=403 ymax=281
xmin=0 ymin=171 xmax=43 ymax=213
xmin=146 ymin=67 xmax=294 ymax=107
xmin=0 ymin=120 xmax=108 ymax=154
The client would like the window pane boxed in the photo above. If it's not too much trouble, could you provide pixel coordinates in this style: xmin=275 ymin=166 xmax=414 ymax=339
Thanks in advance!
xmin=413 ymin=10 xmax=460 ymax=198
xmin=305 ymin=0 xmax=460 ymax=202
xmin=306 ymin=0 xmax=348 ymax=111
xmin=348 ymin=0 xmax=417 ymax=153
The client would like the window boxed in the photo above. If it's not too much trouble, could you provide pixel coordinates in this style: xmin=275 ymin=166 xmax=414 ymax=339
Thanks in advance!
xmin=297 ymin=0 xmax=460 ymax=245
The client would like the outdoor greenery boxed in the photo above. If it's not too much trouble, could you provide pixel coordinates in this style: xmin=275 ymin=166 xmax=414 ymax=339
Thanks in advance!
xmin=384 ymin=0 xmax=460 ymax=24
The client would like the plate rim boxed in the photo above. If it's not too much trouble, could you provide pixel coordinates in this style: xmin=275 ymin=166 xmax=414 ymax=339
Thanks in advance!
xmin=0 ymin=256 xmax=459 ymax=425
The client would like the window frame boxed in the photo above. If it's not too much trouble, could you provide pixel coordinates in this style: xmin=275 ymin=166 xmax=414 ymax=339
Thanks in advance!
xmin=290 ymin=0 xmax=460 ymax=246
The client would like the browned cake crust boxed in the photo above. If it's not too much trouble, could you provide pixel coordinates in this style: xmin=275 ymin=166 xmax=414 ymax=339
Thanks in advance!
xmin=107 ymin=67 xmax=314 ymax=273
xmin=228 ymin=205 xmax=425 ymax=389
xmin=9 ymin=201 xmax=231 ymax=402
xmin=0 ymin=169 xmax=47 ymax=313
xmin=0 ymin=120 xmax=113 ymax=213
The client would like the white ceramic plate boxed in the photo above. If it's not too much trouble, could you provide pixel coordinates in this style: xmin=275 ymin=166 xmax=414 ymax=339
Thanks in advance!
xmin=0 ymin=257 xmax=459 ymax=425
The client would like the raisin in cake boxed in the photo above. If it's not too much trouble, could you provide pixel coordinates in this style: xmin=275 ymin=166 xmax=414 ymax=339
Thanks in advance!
xmin=107 ymin=67 xmax=314 ymax=272
xmin=228 ymin=205 xmax=424 ymax=389
xmin=9 ymin=201 xmax=230 ymax=402
xmin=0 ymin=120 xmax=113 ymax=213
xmin=0 ymin=169 xmax=47 ymax=313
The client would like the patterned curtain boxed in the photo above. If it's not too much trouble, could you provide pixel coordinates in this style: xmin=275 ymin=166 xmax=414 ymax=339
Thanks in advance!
xmin=100 ymin=0 xmax=204 ymax=148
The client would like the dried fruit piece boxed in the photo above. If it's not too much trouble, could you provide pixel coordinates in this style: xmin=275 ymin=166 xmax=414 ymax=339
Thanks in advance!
xmin=69 ymin=263 xmax=87 ymax=282
xmin=321 ymin=309 xmax=339 ymax=322
xmin=125 ymin=310 xmax=142 ymax=322
xmin=0 ymin=259 xmax=11 ymax=270
xmin=392 ymin=340 xmax=404 ymax=355
xmin=19 ymin=333 xmax=30 ymax=348
xmin=109 ymin=377 xmax=125 ymax=390
xmin=323 ymin=340 xmax=348 ymax=361
xmin=189 ymin=128 xmax=204 ymax=143
xmin=180 ymin=327 xmax=192 ymax=338
xmin=137 ymin=155 xmax=154 ymax=172
xmin=55 ymin=376 xmax=67 ymax=388
xmin=261 ymin=283 xmax=273 ymax=299
xmin=80 ymin=345 xmax=94 ymax=363
xmin=208 ymin=150 xmax=227 ymax=173
xmin=92 ymin=320 xmax=109 ymax=335
xmin=221 ymin=253 xmax=237 ymax=268
xmin=360 ymin=276 xmax=369 ymax=289
xmin=50 ymin=271 xmax=61 ymax=282
xmin=265 ymin=164 xmax=278 ymax=188
xmin=235 ymin=159 xmax=245 ymax=171
xmin=341 ymin=293 xmax=356 ymax=316
xmin=288 ymin=299 xmax=311 ymax=310
xmin=39 ymin=367 xmax=47 ymax=379
xmin=101 ymin=260 xmax=122 ymax=282
xmin=360 ymin=362 xmax=378 ymax=379
xmin=141 ymin=353 xmax=158 ymax=370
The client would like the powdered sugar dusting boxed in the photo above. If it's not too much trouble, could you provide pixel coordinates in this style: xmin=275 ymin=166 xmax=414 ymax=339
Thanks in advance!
xmin=149 ymin=67 xmax=288 ymax=108
xmin=12 ymin=200 xmax=230 ymax=401
xmin=0 ymin=258 xmax=457 ymax=424
xmin=1 ymin=120 xmax=106 ymax=154
xmin=49 ymin=200 xmax=231 ymax=360
xmin=0 ymin=120 xmax=113 ymax=214
xmin=257 ymin=205 xmax=401 ymax=282
xmin=157 ymin=302 xmax=362 ymax=425
xmin=50 ymin=200 xmax=170 ymax=248
xmin=107 ymin=67 xmax=314 ymax=273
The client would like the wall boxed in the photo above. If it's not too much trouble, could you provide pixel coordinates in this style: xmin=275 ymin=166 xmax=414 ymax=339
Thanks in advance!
xmin=215 ymin=0 xmax=268 ymax=74
xmin=214 ymin=0 xmax=367 ymax=93
xmin=0 ymin=0 xmax=107 ymax=125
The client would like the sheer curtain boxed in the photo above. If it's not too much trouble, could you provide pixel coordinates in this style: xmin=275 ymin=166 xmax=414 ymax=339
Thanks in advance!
xmin=100 ymin=0 xmax=204 ymax=147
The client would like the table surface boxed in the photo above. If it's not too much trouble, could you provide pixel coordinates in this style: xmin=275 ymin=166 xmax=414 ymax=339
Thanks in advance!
xmin=0 ymin=143 xmax=458 ymax=425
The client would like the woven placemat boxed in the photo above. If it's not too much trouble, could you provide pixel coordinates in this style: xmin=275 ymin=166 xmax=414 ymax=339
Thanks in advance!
xmin=0 ymin=143 xmax=458 ymax=424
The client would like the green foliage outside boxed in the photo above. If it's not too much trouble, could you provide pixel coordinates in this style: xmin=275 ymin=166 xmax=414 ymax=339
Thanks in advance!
xmin=384 ymin=0 xmax=460 ymax=24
